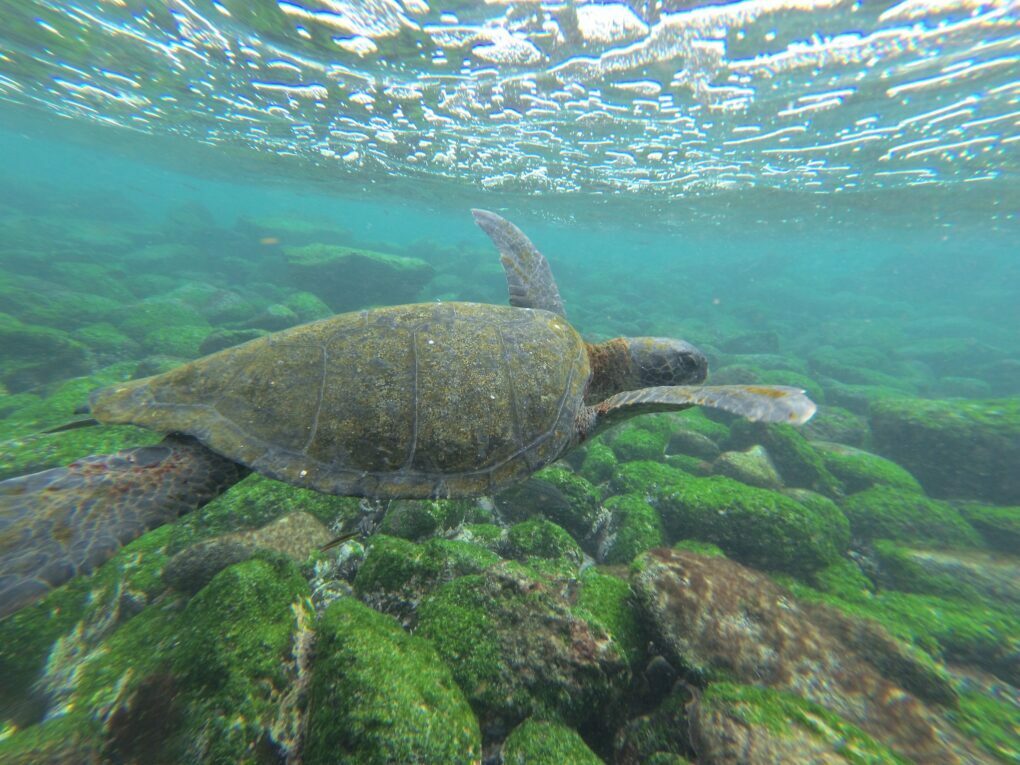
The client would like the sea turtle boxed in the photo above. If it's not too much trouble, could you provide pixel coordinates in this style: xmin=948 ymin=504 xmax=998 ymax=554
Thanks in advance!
xmin=0 ymin=210 xmax=815 ymax=618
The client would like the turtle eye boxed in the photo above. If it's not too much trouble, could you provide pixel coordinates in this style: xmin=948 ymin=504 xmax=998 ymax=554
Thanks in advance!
xmin=630 ymin=338 xmax=708 ymax=387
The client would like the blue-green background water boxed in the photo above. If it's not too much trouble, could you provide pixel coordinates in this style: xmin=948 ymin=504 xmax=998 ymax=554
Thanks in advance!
xmin=1 ymin=0 xmax=1019 ymax=762
xmin=2 ymin=116 xmax=1017 ymax=401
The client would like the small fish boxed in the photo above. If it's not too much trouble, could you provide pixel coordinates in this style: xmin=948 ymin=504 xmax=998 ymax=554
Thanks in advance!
xmin=320 ymin=530 xmax=360 ymax=552
xmin=259 ymin=236 xmax=280 ymax=246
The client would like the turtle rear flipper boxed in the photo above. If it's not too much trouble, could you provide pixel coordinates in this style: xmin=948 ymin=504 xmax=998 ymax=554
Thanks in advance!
xmin=591 ymin=384 xmax=816 ymax=436
xmin=0 ymin=436 xmax=247 ymax=619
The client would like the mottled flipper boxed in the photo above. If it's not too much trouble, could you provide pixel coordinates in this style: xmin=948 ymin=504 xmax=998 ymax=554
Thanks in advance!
xmin=471 ymin=208 xmax=566 ymax=317
xmin=594 ymin=385 xmax=816 ymax=433
xmin=0 ymin=436 xmax=247 ymax=619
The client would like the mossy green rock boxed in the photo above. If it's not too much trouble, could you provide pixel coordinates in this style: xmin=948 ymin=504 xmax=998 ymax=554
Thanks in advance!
xmin=955 ymin=501 xmax=1020 ymax=553
xmin=630 ymin=550 xmax=976 ymax=763
xmin=840 ymin=486 xmax=981 ymax=548
xmin=609 ymin=460 xmax=689 ymax=496
xmin=728 ymin=421 xmax=843 ymax=498
xmin=72 ymin=321 xmax=140 ymax=355
xmin=801 ymin=405 xmax=869 ymax=447
xmin=502 ymin=719 xmax=602 ymax=764
xmin=947 ymin=687 xmax=1020 ymax=764
xmin=871 ymin=397 xmax=1020 ymax=503
xmin=613 ymin=690 xmax=692 ymax=764
xmin=611 ymin=422 xmax=668 ymax=462
xmin=353 ymin=534 xmax=499 ymax=620
xmin=378 ymin=498 xmax=469 ymax=540
xmin=496 ymin=466 xmax=602 ymax=544
xmin=171 ymin=474 xmax=361 ymax=550
xmin=0 ymin=311 xmax=90 ymax=391
xmin=283 ymin=243 xmax=433 ymax=312
xmin=0 ymin=423 xmax=157 ymax=481
xmin=579 ymin=440 xmax=618 ymax=485
xmin=672 ymin=409 xmax=730 ymax=443
xmin=872 ymin=540 xmax=1020 ymax=607
xmin=574 ymin=567 xmax=647 ymax=667
xmin=815 ymin=442 xmax=923 ymax=494
xmin=304 ymin=597 xmax=481 ymax=765
xmin=654 ymin=474 xmax=849 ymax=575
xmin=168 ymin=556 xmax=312 ymax=761
xmin=2 ymin=554 xmax=313 ymax=763
xmin=0 ymin=712 xmax=103 ymax=764
xmin=113 ymin=298 xmax=210 ymax=340
xmin=712 ymin=444 xmax=783 ymax=489
xmin=416 ymin=564 xmax=627 ymax=731
xmin=785 ymin=578 xmax=1020 ymax=687
xmin=692 ymin=683 xmax=910 ymax=764
xmin=601 ymin=493 xmax=665 ymax=564
xmin=506 ymin=518 xmax=583 ymax=568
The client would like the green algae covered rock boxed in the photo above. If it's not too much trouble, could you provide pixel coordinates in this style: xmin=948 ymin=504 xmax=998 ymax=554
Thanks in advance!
xmin=784 ymin=575 xmax=1020 ymax=687
xmin=610 ymin=422 xmax=668 ymax=462
xmin=0 ymin=311 xmax=90 ymax=391
xmin=655 ymin=475 xmax=849 ymax=575
xmin=947 ymin=687 xmax=1020 ymax=764
xmin=496 ymin=466 xmax=603 ymax=544
xmin=416 ymin=563 xmax=627 ymax=732
xmin=815 ymin=442 xmax=923 ymax=494
xmin=168 ymin=556 xmax=312 ymax=762
xmin=579 ymin=440 xmax=618 ymax=485
xmin=0 ymin=423 xmax=158 ymax=481
xmin=629 ymin=549 xmax=977 ymax=764
xmin=304 ymin=597 xmax=481 ymax=765
xmin=840 ymin=486 xmax=981 ymax=548
xmin=573 ymin=567 xmax=648 ymax=667
xmin=502 ymin=719 xmax=602 ymax=765
xmin=728 ymin=421 xmax=843 ymax=498
xmin=601 ymin=493 xmax=665 ymax=565
xmin=1 ymin=553 xmax=314 ymax=764
xmin=113 ymin=298 xmax=210 ymax=341
xmin=673 ymin=409 xmax=731 ymax=444
xmin=506 ymin=518 xmax=583 ymax=568
xmin=808 ymin=558 xmax=875 ymax=602
xmin=0 ymin=522 xmax=179 ymax=725
xmin=613 ymin=689 xmax=692 ymax=765
xmin=955 ymin=501 xmax=1020 ymax=553
xmin=871 ymin=397 xmax=1020 ymax=503
xmin=283 ymin=243 xmax=433 ymax=312
xmin=872 ymin=540 xmax=1020 ymax=607
xmin=691 ymin=683 xmax=910 ymax=765
xmin=801 ymin=405 xmax=869 ymax=447
xmin=712 ymin=444 xmax=783 ymax=489
xmin=610 ymin=459 xmax=689 ymax=496
xmin=378 ymin=498 xmax=471 ymax=540
xmin=859 ymin=592 xmax=1020 ymax=685
xmin=353 ymin=534 xmax=499 ymax=621
xmin=170 ymin=473 xmax=361 ymax=549
xmin=72 ymin=321 xmax=140 ymax=355
xmin=667 ymin=428 xmax=721 ymax=461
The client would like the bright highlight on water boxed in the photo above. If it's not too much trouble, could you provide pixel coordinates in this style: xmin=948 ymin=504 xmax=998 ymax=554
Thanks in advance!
xmin=1 ymin=0 xmax=1017 ymax=192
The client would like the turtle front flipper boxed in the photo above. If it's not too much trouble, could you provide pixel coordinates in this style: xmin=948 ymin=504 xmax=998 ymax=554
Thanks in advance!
xmin=471 ymin=209 xmax=566 ymax=318
xmin=0 ymin=436 xmax=248 ymax=620
xmin=588 ymin=384 xmax=816 ymax=437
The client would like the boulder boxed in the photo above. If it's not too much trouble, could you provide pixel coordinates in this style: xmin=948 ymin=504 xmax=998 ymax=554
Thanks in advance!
xmin=631 ymin=549 xmax=985 ymax=764
xmin=871 ymin=397 xmax=1020 ymax=503
xmin=283 ymin=243 xmax=433 ymax=312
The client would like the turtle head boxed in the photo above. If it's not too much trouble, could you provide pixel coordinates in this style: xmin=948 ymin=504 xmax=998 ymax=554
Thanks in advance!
xmin=585 ymin=337 xmax=707 ymax=403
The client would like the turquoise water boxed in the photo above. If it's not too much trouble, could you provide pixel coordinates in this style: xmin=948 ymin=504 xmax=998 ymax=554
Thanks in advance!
xmin=1 ymin=1 xmax=1018 ymax=763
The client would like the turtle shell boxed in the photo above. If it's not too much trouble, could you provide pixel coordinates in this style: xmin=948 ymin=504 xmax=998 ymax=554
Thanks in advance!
xmin=90 ymin=302 xmax=590 ymax=498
